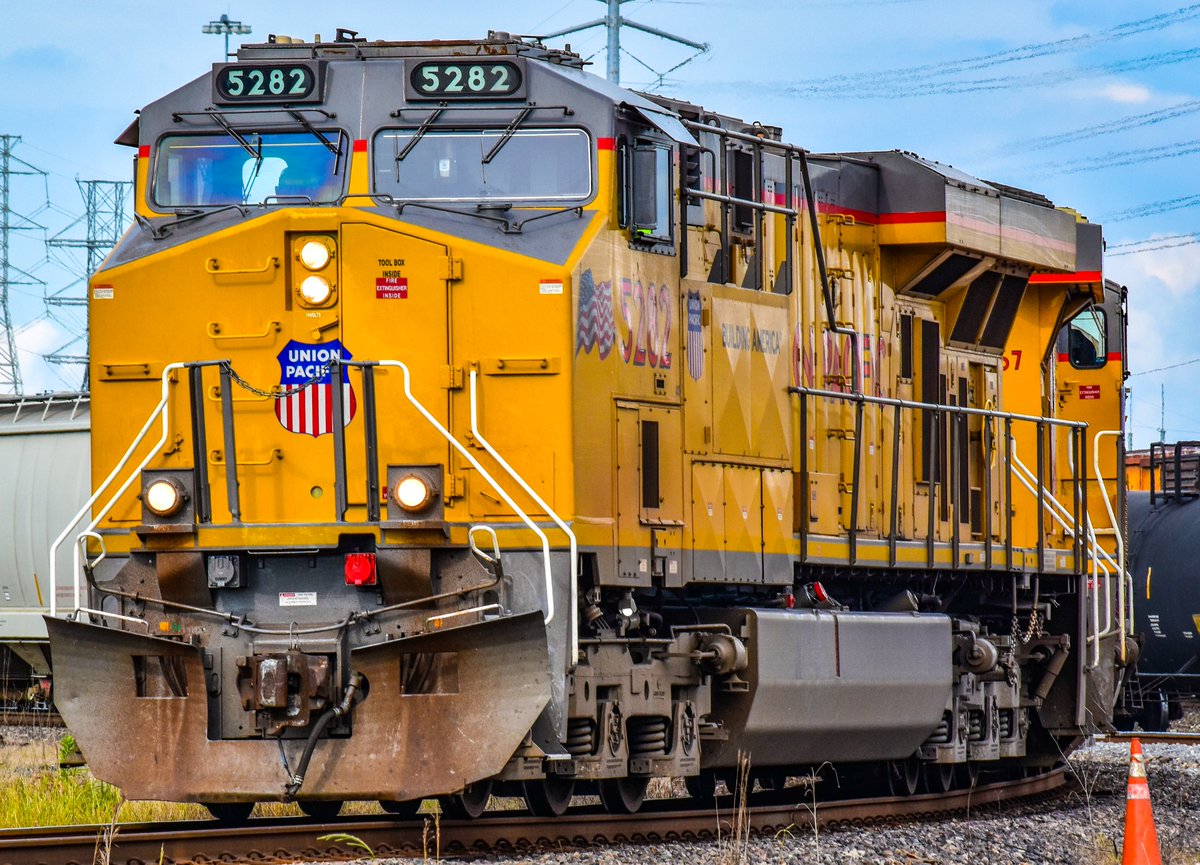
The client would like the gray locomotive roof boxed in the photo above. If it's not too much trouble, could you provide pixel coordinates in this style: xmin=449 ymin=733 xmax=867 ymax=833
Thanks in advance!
xmin=236 ymin=30 xmax=586 ymax=67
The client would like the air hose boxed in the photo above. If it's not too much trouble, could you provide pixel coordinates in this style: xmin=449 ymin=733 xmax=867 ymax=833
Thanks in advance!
xmin=283 ymin=671 xmax=363 ymax=800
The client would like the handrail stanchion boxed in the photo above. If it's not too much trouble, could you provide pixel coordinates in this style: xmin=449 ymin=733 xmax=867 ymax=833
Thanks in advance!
xmin=362 ymin=364 xmax=381 ymax=522
xmin=1005 ymin=417 xmax=1014 ymax=569
xmin=1036 ymin=420 xmax=1046 ymax=571
xmin=330 ymin=357 xmax=348 ymax=521
xmin=927 ymin=407 xmax=938 ymax=569
xmin=889 ymin=402 xmax=901 ymax=567
xmin=849 ymin=395 xmax=863 ymax=566
xmin=218 ymin=363 xmax=241 ymax=523
xmin=188 ymin=365 xmax=212 ymax=523
xmin=799 ymin=390 xmax=809 ymax=561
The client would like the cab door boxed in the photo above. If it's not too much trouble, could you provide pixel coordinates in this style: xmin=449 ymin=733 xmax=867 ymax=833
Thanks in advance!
xmin=1054 ymin=282 xmax=1126 ymax=556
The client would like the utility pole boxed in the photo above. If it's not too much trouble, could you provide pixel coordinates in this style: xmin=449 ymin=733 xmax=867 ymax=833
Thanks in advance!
xmin=0 ymin=135 xmax=49 ymax=395
xmin=542 ymin=0 xmax=708 ymax=87
xmin=1159 ymin=383 xmax=1166 ymax=443
xmin=45 ymin=179 xmax=132 ymax=388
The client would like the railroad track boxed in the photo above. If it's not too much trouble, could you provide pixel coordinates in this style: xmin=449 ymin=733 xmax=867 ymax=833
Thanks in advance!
xmin=1098 ymin=730 xmax=1200 ymax=745
xmin=0 ymin=768 xmax=1066 ymax=865
xmin=0 ymin=711 xmax=63 ymax=729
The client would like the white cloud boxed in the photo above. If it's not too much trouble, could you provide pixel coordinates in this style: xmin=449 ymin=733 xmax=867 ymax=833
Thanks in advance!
xmin=1107 ymin=242 xmax=1200 ymax=299
xmin=1099 ymin=83 xmax=1152 ymax=104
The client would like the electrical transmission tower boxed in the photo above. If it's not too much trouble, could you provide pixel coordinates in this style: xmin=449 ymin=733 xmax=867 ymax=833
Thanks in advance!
xmin=0 ymin=134 xmax=50 ymax=394
xmin=45 ymin=179 xmax=132 ymax=387
xmin=542 ymin=0 xmax=708 ymax=87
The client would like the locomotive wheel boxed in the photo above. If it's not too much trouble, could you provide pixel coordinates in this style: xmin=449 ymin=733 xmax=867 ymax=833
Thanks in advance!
xmin=598 ymin=776 xmax=648 ymax=814
xmin=923 ymin=763 xmax=954 ymax=794
xmin=1141 ymin=692 xmax=1169 ymax=733
xmin=204 ymin=802 xmax=254 ymax=824
xmin=684 ymin=771 xmax=717 ymax=801
xmin=524 ymin=775 xmax=575 ymax=817
xmin=380 ymin=799 xmax=423 ymax=817
xmin=298 ymin=800 xmax=343 ymax=820
xmin=887 ymin=759 xmax=921 ymax=796
xmin=440 ymin=781 xmax=492 ymax=819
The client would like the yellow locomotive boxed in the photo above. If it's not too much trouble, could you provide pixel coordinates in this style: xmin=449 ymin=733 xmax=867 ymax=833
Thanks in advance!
xmin=49 ymin=30 xmax=1130 ymax=819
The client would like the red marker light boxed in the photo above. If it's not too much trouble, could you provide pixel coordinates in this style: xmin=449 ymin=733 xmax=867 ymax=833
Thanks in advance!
xmin=812 ymin=581 xmax=829 ymax=604
xmin=785 ymin=593 xmax=795 ymax=609
xmin=344 ymin=553 xmax=377 ymax=586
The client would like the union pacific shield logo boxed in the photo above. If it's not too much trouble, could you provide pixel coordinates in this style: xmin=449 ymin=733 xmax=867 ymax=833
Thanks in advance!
xmin=275 ymin=339 xmax=357 ymax=437
xmin=686 ymin=290 xmax=704 ymax=381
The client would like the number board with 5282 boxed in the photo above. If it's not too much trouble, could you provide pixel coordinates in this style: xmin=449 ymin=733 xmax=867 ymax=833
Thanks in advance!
xmin=405 ymin=58 xmax=527 ymax=101
xmin=212 ymin=61 xmax=326 ymax=105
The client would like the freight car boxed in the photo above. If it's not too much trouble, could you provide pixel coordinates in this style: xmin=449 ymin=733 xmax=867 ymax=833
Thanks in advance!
xmin=47 ymin=30 xmax=1132 ymax=821
xmin=1119 ymin=445 xmax=1200 ymax=731
xmin=0 ymin=392 xmax=89 ymax=708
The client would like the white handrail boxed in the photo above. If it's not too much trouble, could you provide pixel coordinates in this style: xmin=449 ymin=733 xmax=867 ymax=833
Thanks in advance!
xmin=469 ymin=370 xmax=578 ymax=668
xmin=377 ymin=360 xmax=555 ymax=627
xmin=1092 ymin=430 xmax=1128 ymax=663
xmin=50 ymin=362 xmax=187 ymax=617
xmin=1008 ymin=439 xmax=1118 ymax=666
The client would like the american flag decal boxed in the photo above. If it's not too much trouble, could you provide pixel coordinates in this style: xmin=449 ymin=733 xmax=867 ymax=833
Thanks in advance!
xmin=275 ymin=339 xmax=357 ymax=438
xmin=575 ymin=268 xmax=615 ymax=359
xmin=686 ymin=290 xmax=704 ymax=381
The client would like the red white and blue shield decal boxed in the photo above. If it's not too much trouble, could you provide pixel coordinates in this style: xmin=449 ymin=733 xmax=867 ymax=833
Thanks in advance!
xmin=275 ymin=339 xmax=357 ymax=437
xmin=686 ymin=290 xmax=704 ymax=381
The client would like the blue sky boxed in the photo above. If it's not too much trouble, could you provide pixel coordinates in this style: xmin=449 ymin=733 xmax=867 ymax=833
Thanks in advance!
xmin=3 ymin=1 xmax=1198 ymax=446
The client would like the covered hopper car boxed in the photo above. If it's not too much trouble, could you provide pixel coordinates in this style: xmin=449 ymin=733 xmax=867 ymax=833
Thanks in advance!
xmin=0 ymin=392 xmax=89 ymax=708
xmin=47 ymin=30 xmax=1133 ymax=820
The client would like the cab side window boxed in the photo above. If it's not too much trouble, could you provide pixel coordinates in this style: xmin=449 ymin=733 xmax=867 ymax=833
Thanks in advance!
xmin=1064 ymin=307 xmax=1107 ymax=369
xmin=619 ymin=137 xmax=674 ymax=250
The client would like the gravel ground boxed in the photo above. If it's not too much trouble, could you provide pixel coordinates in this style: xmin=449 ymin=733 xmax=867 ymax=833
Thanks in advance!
xmin=337 ymin=737 xmax=1200 ymax=865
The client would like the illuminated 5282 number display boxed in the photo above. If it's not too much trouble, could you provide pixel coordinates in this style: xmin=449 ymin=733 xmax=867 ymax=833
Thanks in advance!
xmin=214 ymin=62 xmax=323 ymax=103
xmin=407 ymin=60 xmax=525 ymax=100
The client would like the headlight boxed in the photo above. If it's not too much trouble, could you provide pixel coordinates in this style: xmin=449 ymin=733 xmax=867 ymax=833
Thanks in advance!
xmin=299 ymin=275 xmax=332 ymax=305
xmin=299 ymin=240 xmax=331 ymax=271
xmin=393 ymin=475 xmax=433 ymax=512
xmin=145 ymin=478 xmax=185 ymax=517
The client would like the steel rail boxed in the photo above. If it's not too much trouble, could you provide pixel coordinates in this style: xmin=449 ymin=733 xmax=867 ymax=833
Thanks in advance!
xmin=0 ymin=768 xmax=1066 ymax=865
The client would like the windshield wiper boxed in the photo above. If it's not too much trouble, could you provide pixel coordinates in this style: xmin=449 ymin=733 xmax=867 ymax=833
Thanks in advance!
xmin=287 ymin=109 xmax=343 ymax=173
xmin=395 ymin=107 xmax=445 ymax=162
xmin=483 ymin=105 xmax=535 ymax=164
xmin=204 ymin=108 xmax=261 ymax=160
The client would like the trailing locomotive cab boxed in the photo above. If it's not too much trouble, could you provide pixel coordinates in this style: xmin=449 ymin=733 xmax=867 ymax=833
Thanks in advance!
xmin=47 ymin=31 xmax=1130 ymax=818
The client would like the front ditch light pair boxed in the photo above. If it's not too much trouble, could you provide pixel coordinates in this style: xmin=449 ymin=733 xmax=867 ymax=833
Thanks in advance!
xmin=295 ymin=237 xmax=335 ymax=307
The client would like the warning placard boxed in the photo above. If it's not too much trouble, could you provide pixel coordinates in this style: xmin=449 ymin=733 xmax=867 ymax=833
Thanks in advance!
xmin=376 ymin=277 xmax=408 ymax=299
xmin=1078 ymin=384 xmax=1102 ymax=400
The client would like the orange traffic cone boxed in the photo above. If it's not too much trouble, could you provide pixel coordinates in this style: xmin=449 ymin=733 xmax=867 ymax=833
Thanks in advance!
xmin=1121 ymin=737 xmax=1161 ymax=865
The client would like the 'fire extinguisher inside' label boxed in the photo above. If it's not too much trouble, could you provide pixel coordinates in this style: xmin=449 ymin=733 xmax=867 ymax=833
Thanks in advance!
xmin=376 ymin=277 xmax=408 ymax=299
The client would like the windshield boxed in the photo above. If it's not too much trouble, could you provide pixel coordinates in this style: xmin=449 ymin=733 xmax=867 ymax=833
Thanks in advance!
xmin=372 ymin=128 xmax=591 ymax=203
xmin=153 ymin=132 xmax=345 ymax=207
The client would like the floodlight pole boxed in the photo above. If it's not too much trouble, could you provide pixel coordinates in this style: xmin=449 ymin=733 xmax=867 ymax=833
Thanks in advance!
xmin=202 ymin=13 xmax=252 ymax=60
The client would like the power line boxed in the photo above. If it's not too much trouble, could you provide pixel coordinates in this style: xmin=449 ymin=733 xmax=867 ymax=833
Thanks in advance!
xmin=1101 ymin=193 xmax=1200 ymax=222
xmin=785 ymin=3 xmax=1200 ymax=96
xmin=1130 ymin=355 xmax=1200 ymax=376
xmin=1008 ymin=99 xmax=1200 ymax=152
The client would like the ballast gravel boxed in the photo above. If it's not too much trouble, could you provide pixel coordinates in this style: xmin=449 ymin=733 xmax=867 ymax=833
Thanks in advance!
xmin=305 ymin=736 xmax=1200 ymax=865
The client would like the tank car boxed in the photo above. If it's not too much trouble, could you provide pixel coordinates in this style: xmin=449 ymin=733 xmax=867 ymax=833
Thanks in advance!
xmin=0 ymin=392 xmax=89 ymax=708
xmin=47 ymin=30 xmax=1131 ymax=820
xmin=1119 ymin=445 xmax=1200 ymax=731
